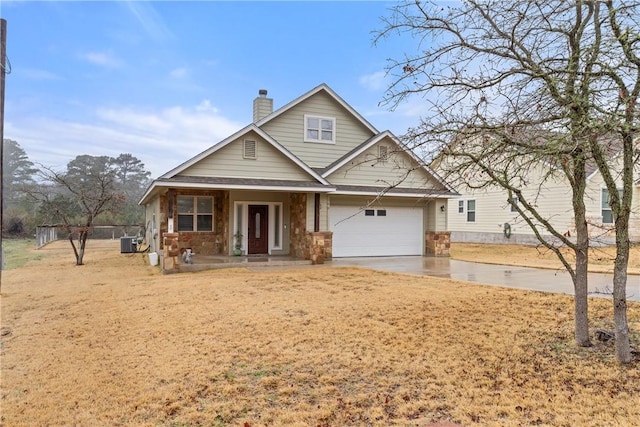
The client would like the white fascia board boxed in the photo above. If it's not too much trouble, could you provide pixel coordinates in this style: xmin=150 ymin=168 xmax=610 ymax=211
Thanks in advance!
xmin=250 ymin=127 xmax=331 ymax=185
xmin=255 ymin=83 xmax=379 ymax=135
xmin=150 ymin=181 xmax=335 ymax=193
xmin=322 ymin=133 xmax=385 ymax=178
xmin=322 ymin=130 xmax=458 ymax=196
xmin=160 ymin=124 xmax=254 ymax=179
xmin=386 ymin=132 xmax=458 ymax=195
xmin=138 ymin=182 xmax=159 ymax=206
xmin=160 ymin=124 xmax=329 ymax=186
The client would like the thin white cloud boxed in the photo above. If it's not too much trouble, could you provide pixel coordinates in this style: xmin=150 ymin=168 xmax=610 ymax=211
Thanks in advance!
xmin=195 ymin=100 xmax=219 ymax=114
xmin=359 ymin=71 xmax=387 ymax=91
xmin=169 ymin=67 xmax=189 ymax=79
xmin=23 ymin=68 xmax=62 ymax=81
xmin=124 ymin=1 xmax=173 ymax=41
xmin=6 ymin=102 xmax=244 ymax=178
xmin=80 ymin=50 xmax=123 ymax=69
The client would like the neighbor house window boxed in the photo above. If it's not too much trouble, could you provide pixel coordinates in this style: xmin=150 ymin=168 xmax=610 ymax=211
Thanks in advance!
xmin=304 ymin=115 xmax=335 ymax=143
xmin=364 ymin=209 xmax=375 ymax=216
xmin=509 ymin=196 xmax=518 ymax=212
xmin=602 ymin=188 xmax=622 ymax=224
xmin=466 ymin=200 xmax=476 ymax=222
xmin=458 ymin=200 xmax=464 ymax=214
xmin=177 ymin=196 xmax=213 ymax=231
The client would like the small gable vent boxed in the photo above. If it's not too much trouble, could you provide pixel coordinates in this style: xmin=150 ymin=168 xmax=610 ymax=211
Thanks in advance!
xmin=243 ymin=140 xmax=257 ymax=159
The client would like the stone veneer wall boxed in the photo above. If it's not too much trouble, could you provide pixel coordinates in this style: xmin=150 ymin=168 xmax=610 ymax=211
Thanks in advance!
xmin=306 ymin=231 xmax=333 ymax=264
xmin=426 ymin=231 xmax=451 ymax=257
xmin=160 ymin=189 xmax=229 ymax=256
xmin=289 ymin=193 xmax=308 ymax=258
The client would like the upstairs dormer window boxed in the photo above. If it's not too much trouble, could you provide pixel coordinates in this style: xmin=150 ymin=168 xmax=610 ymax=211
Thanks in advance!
xmin=304 ymin=115 xmax=335 ymax=144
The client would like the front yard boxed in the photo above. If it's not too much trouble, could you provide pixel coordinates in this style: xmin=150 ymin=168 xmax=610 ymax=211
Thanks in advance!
xmin=1 ymin=240 xmax=639 ymax=426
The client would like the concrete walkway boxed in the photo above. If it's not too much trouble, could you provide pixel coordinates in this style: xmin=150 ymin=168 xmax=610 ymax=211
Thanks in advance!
xmin=328 ymin=256 xmax=640 ymax=302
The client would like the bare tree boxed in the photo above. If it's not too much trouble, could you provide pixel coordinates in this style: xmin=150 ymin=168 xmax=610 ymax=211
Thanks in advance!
xmin=376 ymin=0 xmax=637 ymax=363
xmin=36 ymin=155 xmax=123 ymax=265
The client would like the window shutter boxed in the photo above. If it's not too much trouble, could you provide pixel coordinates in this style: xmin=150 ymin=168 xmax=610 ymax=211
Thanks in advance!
xmin=243 ymin=140 xmax=257 ymax=159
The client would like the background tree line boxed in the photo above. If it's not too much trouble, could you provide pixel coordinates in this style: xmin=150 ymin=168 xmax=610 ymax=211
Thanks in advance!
xmin=2 ymin=139 xmax=151 ymax=240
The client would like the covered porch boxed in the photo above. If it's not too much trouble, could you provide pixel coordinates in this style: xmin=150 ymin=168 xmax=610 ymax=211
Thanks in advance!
xmin=140 ymin=178 xmax=334 ymax=273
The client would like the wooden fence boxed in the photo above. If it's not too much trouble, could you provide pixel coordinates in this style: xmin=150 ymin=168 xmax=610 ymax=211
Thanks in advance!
xmin=35 ymin=225 xmax=144 ymax=249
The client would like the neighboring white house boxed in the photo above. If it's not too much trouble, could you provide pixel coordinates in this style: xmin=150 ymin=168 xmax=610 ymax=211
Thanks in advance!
xmin=139 ymin=84 xmax=458 ymax=270
xmin=434 ymin=136 xmax=640 ymax=245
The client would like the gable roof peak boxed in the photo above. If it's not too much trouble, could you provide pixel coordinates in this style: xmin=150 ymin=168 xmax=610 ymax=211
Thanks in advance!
xmin=255 ymin=83 xmax=379 ymax=135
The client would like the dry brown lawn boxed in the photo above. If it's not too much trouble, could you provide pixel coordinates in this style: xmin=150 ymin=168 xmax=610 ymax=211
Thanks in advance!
xmin=451 ymin=243 xmax=640 ymax=275
xmin=1 ymin=240 xmax=639 ymax=427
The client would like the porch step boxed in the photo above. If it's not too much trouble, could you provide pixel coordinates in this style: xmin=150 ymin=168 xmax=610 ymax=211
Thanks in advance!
xmin=168 ymin=256 xmax=312 ymax=273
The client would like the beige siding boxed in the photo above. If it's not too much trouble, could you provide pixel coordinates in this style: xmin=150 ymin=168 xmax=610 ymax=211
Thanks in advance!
xmin=260 ymin=91 xmax=375 ymax=168
xmin=633 ymin=186 xmax=640 ymax=241
xmin=179 ymin=131 xmax=312 ymax=181
xmin=320 ymin=193 xmax=329 ymax=231
xmin=328 ymin=195 xmax=429 ymax=226
xmin=306 ymin=193 xmax=315 ymax=232
xmin=447 ymin=165 xmax=575 ymax=237
xmin=585 ymin=168 xmax=612 ymax=227
xmin=584 ymin=157 xmax=640 ymax=240
xmin=439 ymin=137 xmax=640 ymax=242
xmin=426 ymin=199 xmax=448 ymax=232
xmin=327 ymin=140 xmax=444 ymax=190
xmin=144 ymin=196 xmax=161 ymax=252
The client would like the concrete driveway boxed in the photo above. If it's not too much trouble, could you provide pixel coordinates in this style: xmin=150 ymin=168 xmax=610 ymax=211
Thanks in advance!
xmin=328 ymin=256 xmax=640 ymax=302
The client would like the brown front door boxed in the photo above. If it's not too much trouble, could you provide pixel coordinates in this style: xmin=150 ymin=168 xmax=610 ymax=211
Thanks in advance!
xmin=248 ymin=205 xmax=269 ymax=254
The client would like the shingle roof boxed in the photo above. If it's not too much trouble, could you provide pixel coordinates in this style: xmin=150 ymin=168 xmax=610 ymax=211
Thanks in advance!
xmin=156 ymin=176 xmax=332 ymax=189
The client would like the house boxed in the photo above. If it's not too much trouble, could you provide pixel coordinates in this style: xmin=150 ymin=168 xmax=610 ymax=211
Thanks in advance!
xmin=433 ymin=133 xmax=640 ymax=245
xmin=139 ymin=84 xmax=458 ymax=270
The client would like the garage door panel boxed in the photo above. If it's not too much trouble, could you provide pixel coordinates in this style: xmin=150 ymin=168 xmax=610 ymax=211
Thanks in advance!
xmin=329 ymin=205 xmax=423 ymax=257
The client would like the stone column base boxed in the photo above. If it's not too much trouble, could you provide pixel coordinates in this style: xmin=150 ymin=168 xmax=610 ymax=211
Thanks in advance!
xmin=162 ymin=232 xmax=180 ymax=271
xmin=426 ymin=231 xmax=451 ymax=257
xmin=307 ymin=231 xmax=333 ymax=264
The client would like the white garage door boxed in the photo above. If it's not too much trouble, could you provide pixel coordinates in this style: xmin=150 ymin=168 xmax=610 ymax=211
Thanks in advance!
xmin=329 ymin=205 xmax=424 ymax=257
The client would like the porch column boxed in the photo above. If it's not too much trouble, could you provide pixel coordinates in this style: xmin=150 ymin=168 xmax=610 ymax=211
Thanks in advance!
xmin=425 ymin=231 xmax=451 ymax=257
xmin=307 ymin=231 xmax=333 ymax=264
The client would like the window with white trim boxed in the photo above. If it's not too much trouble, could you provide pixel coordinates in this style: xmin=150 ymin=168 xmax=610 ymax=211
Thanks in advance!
xmin=466 ymin=200 xmax=476 ymax=222
xmin=602 ymin=188 xmax=622 ymax=224
xmin=177 ymin=196 xmax=214 ymax=232
xmin=304 ymin=115 xmax=335 ymax=143
xmin=458 ymin=200 xmax=464 ymax=214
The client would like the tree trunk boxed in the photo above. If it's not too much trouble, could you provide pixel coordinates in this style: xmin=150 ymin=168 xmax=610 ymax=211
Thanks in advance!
xmin=572 ymin=152 xmax=591 ymax=347
xmin=573 ymin=241 xmax=591 ymax=347
xmin=76 ymin=230 xmax=88 ymax=266
xmin=613 ymin=222 xmax=631 ymax=364
xmin=68 ymin=232 xmax=80 ymax=264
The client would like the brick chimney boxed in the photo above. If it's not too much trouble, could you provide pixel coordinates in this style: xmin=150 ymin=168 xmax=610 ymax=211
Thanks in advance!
xmin=253 ymin=89 xmax=273 ymax=122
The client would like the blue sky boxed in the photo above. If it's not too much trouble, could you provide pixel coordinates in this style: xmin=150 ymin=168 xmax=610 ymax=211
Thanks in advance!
xmin=1 ymin=1 xmax=426 ymax=178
